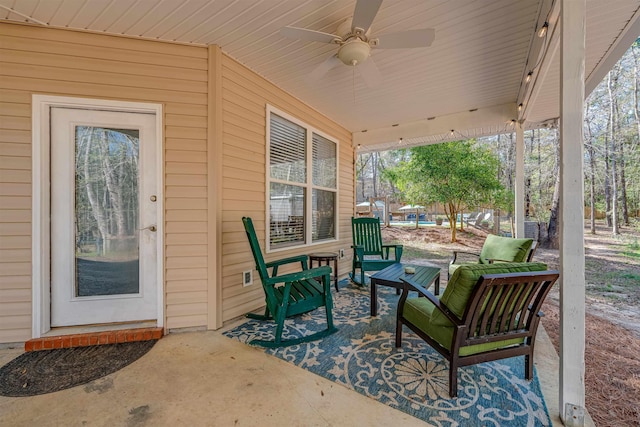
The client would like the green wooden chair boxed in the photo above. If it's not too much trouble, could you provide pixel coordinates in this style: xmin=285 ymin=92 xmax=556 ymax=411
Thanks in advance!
xmin=242 ymin=217 xmax=337 ymax=348
xmin=350 ymin=217 xmax=403 ymax=286
xmin=396 ymin=262 xmax=559 ymax=397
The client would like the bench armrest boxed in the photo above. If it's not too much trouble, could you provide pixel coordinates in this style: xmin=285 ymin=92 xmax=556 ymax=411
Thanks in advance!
xmin=399 ymin=277 xmax=463 ymax=327
xmin=450 ymin=250 xmax=481 ymax=265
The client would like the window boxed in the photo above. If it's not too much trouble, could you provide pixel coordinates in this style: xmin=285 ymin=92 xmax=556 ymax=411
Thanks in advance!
xmin=267 ymin=107 xmax=338 ymax=250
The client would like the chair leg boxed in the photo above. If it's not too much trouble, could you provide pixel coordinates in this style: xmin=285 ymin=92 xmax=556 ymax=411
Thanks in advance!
xmin=395 ymin=319 xmax=403 ymax=347
xmin=325 ymin=292 xmax=335 ymax=332
xmin=273 ymin=307 xmax=287 ymax=345
xmin=449 ymin=360 xmax=458 ymax=398
xmin=360 ymin=269 xmax=366 ymax=287
xmin=525 ymin=354 xmax=533 ymax=380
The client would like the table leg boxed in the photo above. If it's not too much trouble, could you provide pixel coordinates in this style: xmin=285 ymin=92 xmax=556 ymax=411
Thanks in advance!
xmin=434 ymin=276 xmax=440 ymax=296
xmin=333 ymin=257 xmax=338 ymax=292
xmin=371 ymin=283 xmax=377 ymax=316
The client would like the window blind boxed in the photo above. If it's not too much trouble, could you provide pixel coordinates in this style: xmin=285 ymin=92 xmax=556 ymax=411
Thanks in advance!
xmin=270 ymin=114 xmax=306 ymax=183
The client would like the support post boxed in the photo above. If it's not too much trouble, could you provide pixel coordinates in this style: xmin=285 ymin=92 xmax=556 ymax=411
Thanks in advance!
xmin=515 ymin=123 xmax=525 ymax=238
xmin=559 ymin=0 xmax=586 ymax=424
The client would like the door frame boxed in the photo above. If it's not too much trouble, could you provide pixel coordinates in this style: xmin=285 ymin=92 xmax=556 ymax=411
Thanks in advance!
xmin=32 ymin=95 xmax=164 ymax=338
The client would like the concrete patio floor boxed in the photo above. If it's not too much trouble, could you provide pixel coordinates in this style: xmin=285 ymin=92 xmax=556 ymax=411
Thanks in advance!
xmin=0 ymin=318 xmax=590 ymax=426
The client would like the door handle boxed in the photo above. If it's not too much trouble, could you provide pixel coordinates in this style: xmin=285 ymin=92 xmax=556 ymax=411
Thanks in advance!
xmin=140 ymin=225 xmax=157 ymax=232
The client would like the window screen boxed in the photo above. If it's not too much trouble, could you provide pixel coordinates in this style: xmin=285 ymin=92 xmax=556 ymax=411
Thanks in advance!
xmin=312 ymin=133 xmax=336 ymax=189
xmin=312 ymin=189 xmax=335 ymax=242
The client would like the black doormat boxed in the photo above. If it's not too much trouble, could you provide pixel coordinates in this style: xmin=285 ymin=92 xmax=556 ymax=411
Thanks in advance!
xmin=0 ymin=340 xmax=156 ymax=397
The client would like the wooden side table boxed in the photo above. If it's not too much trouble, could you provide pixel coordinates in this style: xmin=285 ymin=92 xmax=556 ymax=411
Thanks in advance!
xmin=308 ymin=252 xmax=339 ymax=292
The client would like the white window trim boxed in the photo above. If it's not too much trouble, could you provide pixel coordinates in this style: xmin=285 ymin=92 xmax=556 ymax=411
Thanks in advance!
xmin=265 ymin=105 xmax=339 ymax=253
xmin=31 ymin=95 xmax=164 ymax=338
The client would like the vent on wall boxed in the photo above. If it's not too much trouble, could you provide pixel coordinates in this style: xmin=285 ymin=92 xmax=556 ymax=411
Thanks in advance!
xmin=242 ymin=270 xmax=253 ymax=287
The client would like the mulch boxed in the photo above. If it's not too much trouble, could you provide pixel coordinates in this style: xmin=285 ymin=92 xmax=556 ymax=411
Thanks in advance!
xmin=0 ymin=340 xmax=156 ymax=397
xmin=541 ymin=301 xmax=640 ymax=427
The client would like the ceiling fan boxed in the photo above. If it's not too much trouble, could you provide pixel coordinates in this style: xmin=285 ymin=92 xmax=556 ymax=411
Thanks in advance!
xmin=280 ymin=0 xmax=435 ymax=88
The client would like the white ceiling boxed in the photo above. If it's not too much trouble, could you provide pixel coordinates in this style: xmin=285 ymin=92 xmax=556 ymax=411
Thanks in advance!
xmin=2 ymin=0 xmax=639 ymax=151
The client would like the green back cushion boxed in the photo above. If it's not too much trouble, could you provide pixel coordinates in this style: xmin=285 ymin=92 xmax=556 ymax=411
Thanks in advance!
xmin=431 ymin=262 xmax=548 ymax=326
xmin=478 ymin=234 xmax=533 ymax=264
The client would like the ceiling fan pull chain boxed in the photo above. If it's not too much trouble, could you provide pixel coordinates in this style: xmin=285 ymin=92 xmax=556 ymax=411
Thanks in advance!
xmin=353 ymin=65 xmax=356 ymax=106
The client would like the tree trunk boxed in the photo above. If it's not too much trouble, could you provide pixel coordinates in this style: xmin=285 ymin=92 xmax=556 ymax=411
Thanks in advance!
xmin=82 ymin=129 xmax=110 ymax=244
xmin=544 ymin=136 xmax=560 ymax=249
xmin=356 ymin=153 xmax=372 ymax=201
xmin=619 ymin=132 xmax=629 ymax=225
xmin=98 ymin=130 xmax=127 ymax=237
xmin=585 ymin=104 xmax=597 ymax=234
xmin=525 ymin=129 xmax=535 ymax=219
xmin=537 ymin=129 xmax=544 ymax=231
xmin=607 ymin=71 xmax=619 ymax=235
xmin=506 ymin=133 xmax=515 ymax=223
xmin=372 ymin=152 xmax=378 ymax=197
xmin=604 ymin=73 xmax=613 ymax=227
xmin=446 ymin=202 xmax=458 ymax=242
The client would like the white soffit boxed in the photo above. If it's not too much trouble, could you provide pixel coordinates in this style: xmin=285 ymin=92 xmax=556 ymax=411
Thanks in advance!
xmin=1 ymin=0 xmax=639 ymax=148
xmin=525 ymin=0 xmax=640 ymax=124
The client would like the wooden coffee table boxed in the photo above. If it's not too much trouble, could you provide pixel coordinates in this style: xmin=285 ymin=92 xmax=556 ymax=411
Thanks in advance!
xmin=369 ymin=263 xmax=440 ymax=316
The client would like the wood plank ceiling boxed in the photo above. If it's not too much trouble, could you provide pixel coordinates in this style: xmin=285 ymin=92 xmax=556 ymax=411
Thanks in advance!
xmin=1 ymin=0 xmax=639 ymax=151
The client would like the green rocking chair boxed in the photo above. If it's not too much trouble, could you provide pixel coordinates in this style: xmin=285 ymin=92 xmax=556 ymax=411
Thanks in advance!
xmin=350 ymin=217 xmax=403 ymax=285
xmin=242 ymin=217 xmax=337 ymax=348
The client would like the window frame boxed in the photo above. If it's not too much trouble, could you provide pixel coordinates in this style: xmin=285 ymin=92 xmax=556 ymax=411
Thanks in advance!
xmin=265 ymin=105 xmax=339 ymax=252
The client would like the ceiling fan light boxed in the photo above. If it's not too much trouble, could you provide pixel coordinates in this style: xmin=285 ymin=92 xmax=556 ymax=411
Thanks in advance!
xmin=338 ymin=40 xmax=371 ymax=66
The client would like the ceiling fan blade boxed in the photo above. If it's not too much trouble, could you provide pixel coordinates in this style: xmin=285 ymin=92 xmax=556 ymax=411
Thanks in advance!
xmin=374 ymin=28 xmax=435 ymax=49
xmin=357 ymin=58 xmax=382 ymax=88
xmin=280 ymin=26 xmax=340 ymax=44
xmin=308 ymin=55 xmax=342 ymax=83
xmin=352 ymin=0 xmax=383 ymax=34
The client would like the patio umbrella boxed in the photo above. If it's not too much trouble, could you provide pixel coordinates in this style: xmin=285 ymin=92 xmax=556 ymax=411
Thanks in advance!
xmin=398 ymin=205 xmax=425 ymax=211
xmin=398 ymin=205 xmax=425 ymax=228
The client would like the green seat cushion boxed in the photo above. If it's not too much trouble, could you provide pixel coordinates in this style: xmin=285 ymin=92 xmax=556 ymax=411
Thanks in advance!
xmin=478 ymin=234 xmax=533 ymax=264
xmin=432 ymin=262 xmax=548 ymax=327
xmin=402 ymin=297 xmax=524 ymax=357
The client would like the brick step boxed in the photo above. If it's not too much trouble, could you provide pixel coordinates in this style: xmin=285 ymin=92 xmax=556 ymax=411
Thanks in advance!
xmin=25 ymin=327 xmax=163 ymax=352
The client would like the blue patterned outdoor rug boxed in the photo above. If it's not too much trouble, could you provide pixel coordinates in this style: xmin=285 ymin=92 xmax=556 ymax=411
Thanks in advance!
xmin=224 ymin=280 xmax=551 ymax=426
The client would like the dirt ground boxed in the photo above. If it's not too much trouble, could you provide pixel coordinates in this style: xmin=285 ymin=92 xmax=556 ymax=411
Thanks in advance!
xmin=382 ymin=221 xmax=640 ymax=427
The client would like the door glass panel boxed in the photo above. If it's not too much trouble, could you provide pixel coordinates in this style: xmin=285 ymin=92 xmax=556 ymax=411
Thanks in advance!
xmin=75 ymin=126 xmax=140 ymax=296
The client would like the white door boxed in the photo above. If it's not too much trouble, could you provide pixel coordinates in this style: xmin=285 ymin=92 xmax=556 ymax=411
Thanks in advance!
xmin=50 ymin=107 xmax=158 ymax=327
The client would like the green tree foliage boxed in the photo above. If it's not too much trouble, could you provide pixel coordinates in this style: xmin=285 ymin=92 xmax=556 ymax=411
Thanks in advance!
xmin=385 ymin=141 xmax=503 ymax=242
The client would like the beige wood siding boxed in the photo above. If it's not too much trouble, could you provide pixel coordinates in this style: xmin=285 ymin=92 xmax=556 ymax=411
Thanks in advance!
xmin=0 ymin=22 xmax=355 ymax=342
xmin=220 ymin=54 xmax=354 ymax=321
xmin=0 ymin=22 xmax=210 ymax=341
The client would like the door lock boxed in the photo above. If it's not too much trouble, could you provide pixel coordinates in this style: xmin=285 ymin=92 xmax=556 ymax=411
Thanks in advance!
xmin=150 ymin=195 xmax=157 ymax=202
